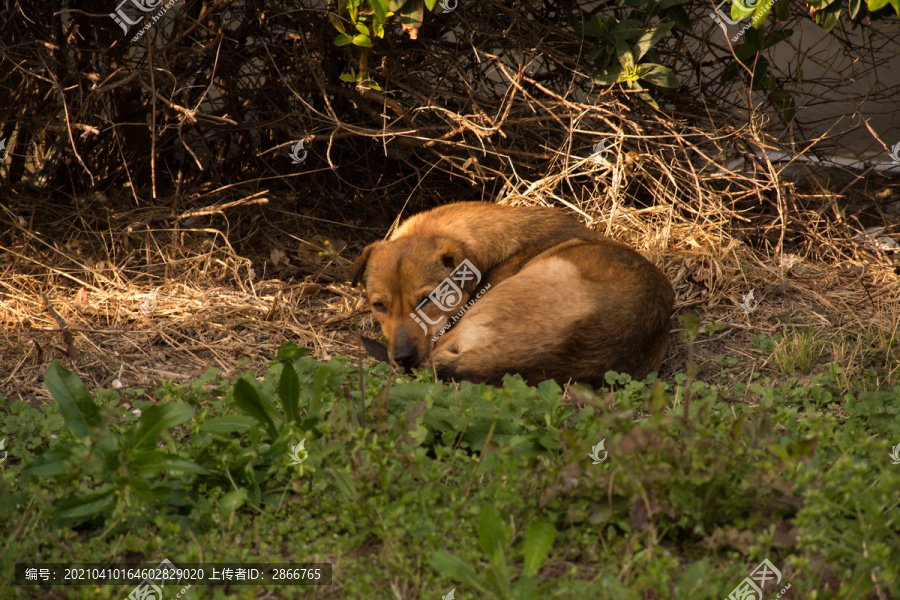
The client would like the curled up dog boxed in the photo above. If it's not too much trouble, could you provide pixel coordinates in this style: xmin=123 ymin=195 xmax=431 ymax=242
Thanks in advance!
xmin=352 ymin=201 xmax=675 ymax=388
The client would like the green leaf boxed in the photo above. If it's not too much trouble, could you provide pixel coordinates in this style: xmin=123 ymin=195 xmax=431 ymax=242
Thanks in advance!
xmin=638 ymin=91 xmax=660 ymax=109
xmin=355 ymin=21 xmax=370 ymax=35
xmin=633 ymin=22 xmax=674 ymax=61
xmin=731 ymin=0 xmax=757 ymax=20
xmin=126 ymin=403 xmax=194 ymax=451
xmin=23 ymin=449 xmax=73 ymax=477
xmin=522 ymin=518 xmax=556 ymax=576
xmin=54 ymin=485 xmax=116 ymax=520
xmin=751 ymin=0 xmax=774 ymax=27
xmin=742 ymin=27 xmax=763 ymax=51
xmin=275 ymin=342 xmax=311 ymax=361
xmin=423 ymin=0 xmax=438 ymax=9
xmin=114 ymin=476 xmax=173 ymax=501
xmin=639 ymin=63 xmax=679 ymax=88
xmin=310 ymin=361 xmax=345 ymax=417
xmin=815 ymin=0 xmax=842 ymax=29
xmin=233 ymin=378 xmax=277 ymax=437
xmin=477 ymin=504 xmax=507 ymax=555
xmin=749 ymin=55 xmax=770 ymax=86
xmin=848 ymin=0 xmax=863 ymax=17
xmin=734 ymin=39 xmax=760 ymax=60
xmin=486 ymin=543 xmax=511 ymax=596
xmin=328 ymin=12 xmax=346 ymax=34
xmin=615 ymin=37 xmax=635 ymax=70
xmin=45 ymin=360 xmax=103 ymax=438
xmin=325 ymin=467 xmax=359 ymax=500
xmin=218 ymin=489 xmax=248 ymax=516
xmin=512 ymin=576 xmax=539 ymax=600
xmin=352 ymin=34 xmax=373 ymax=46
xmin=130 ymin=451 xmax=206 ymax=476
xmin=400 ymin=0 xmax=424 ymax=34
xmin=653 ymin=0 xmax=689 ymax=12
xmin=334 ymin=33 xmax=354 ymax=46
xmin=664 ymin=6 xmax=692 ymax=31
xmin=389 ymin=0 xmax=408 ymax=11
xmin=429 ymin=552 xmax=488 ymax=593
xmin=244 ymin=462 xmax=262 ymax=507
xmin=198 ymin=415 xmax=257 ymax=434
xmin=609 ymin=19 xmax=646 ymax=40
xmin=279 ymin=362 xmax=301 ymax=425
xmin=369 ymin=0 xmax=389 ymax=21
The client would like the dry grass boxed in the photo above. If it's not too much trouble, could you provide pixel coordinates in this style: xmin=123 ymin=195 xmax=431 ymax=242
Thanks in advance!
xmin=2 ymin=0 xmax=897 ymax=408
xmin=1 ymin=168 xmax=899 ymax=406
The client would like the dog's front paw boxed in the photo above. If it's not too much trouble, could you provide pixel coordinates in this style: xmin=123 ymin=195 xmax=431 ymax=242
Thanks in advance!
xmin=359 ymin=334 xmax=391 ymax=363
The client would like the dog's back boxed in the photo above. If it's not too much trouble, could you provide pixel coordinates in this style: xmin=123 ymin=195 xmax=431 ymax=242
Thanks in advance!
xmin=390 ymin=202 xmax=610 ymax=276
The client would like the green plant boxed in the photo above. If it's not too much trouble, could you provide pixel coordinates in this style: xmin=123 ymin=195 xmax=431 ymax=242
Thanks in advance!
xmin=584 ymin=11 xmax=681 ymax=107
xmin=330 ymin=0 xmax=438 ymax=88
xmin=705 ymin=320 xmax=728 ymax=336
xmin=22 ymin=361 xmax=198 ymax=527
xmin=771 ymin=325 xmax=825 ymax=375
xmin=430 ymin=505 xmax=557 ymax=599
xmin=8 ymin=343 xmax=900 ymax=598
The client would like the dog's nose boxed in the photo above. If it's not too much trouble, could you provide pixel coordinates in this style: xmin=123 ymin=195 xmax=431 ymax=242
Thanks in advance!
xmin=393 ymin=346 xmax=419 ymax=370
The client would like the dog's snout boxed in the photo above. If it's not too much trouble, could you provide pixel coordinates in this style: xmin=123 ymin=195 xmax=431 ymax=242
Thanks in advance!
xmin=393 ymin=345 xmax=419 ymax=369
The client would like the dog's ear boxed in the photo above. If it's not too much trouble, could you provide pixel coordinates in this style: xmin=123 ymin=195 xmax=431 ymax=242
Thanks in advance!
xmin=435 ymin=238 xmax=466 ymax=270
xmin=351 ymin=242 xmax=381 ymax=287
xmin=435 ymin=239 xmax=479 ymax=293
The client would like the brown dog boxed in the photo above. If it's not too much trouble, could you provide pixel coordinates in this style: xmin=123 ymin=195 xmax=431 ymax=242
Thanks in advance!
xmin=351 ymin=202 xmax=674 ymax=387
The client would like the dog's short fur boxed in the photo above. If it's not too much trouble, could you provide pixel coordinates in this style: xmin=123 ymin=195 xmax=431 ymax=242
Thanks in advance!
xmin=352 ymin=202 xmax=674 ymax=387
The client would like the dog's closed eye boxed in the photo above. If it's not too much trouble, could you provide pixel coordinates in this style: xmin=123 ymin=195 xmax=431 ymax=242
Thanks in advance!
xmin=372 ymin=301 xmax=387 ymax=313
